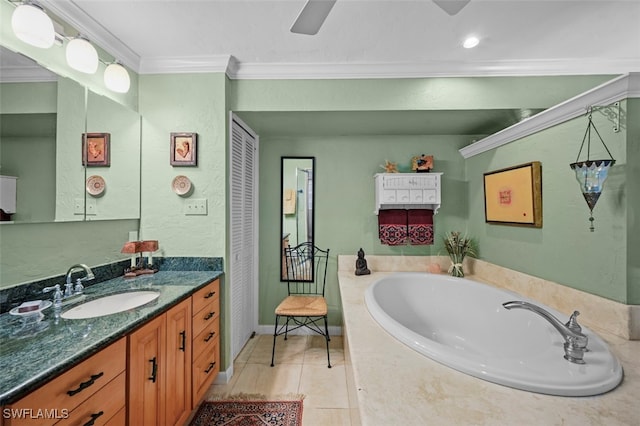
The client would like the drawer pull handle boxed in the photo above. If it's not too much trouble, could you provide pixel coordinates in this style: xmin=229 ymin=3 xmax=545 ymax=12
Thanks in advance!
xmin=149 ymin=357 xmax=158 ymax=383
xmin=204 ymin=331 xmax=216 ymax=342
xmin=204 ymin=291 xmax=216 ymax=299
xmin=204 ymin=311 xmax=215 ymax=321
xmin=83 ymin=411 xmax=104 ymax=426
xmin=204 ymin=362 xmax=216 ymax=374
xmin=179 ymin=330 xmax=187 ymax=352
xmin=67 ymin=372 xmax=104 ymax=396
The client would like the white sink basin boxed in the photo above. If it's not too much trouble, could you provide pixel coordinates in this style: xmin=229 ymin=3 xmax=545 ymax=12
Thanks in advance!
xmin=61 ymin=291 xmax=160 ymax=319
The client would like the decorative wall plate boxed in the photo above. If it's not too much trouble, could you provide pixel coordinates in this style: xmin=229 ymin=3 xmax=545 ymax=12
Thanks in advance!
xmin=86 ymin=175 xmax=106 ymax=196
xmin=172 ymin=175 xmax=192 ymax=195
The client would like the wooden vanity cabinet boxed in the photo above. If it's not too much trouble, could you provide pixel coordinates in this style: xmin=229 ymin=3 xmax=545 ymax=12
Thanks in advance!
xmin=3 ymin=337 xmax=126 ymax=426
xmin=128 ymin=297 xmax=192 ymax=426
xmin=191 ymin=278 xmax=220 ymax=407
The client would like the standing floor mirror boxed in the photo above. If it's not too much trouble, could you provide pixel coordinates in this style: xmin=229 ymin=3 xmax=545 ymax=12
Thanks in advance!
xmin=280 ymin=157 xmax=315 ymax=281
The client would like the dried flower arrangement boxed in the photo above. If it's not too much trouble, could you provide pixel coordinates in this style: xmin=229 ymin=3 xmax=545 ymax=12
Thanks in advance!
xmin=443 ymin=231 xmax=476 ymax=277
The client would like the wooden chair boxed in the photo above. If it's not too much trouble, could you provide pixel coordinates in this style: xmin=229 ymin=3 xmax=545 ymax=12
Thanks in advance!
xmin=271 ymin=242 xmax=331 ymax=368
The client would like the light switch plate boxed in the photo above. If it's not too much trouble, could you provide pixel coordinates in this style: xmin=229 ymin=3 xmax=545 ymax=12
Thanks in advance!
xmin=184 ymin=198 xmax=207 ymax=215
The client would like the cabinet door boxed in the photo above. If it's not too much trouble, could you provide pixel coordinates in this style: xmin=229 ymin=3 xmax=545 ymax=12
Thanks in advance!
xmin=128 ymin=315 xmax=166 ymax=426
xmin=164 ymin=299 xmax=192 ymax=426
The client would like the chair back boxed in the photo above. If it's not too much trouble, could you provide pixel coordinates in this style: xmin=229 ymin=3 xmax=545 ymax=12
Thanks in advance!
xmin=284 ymin=242 xmax=330 ymax=296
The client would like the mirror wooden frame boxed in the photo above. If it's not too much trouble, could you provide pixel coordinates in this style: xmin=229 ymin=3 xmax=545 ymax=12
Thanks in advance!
xmin=280 ymin=156 xmax=315 ymax=282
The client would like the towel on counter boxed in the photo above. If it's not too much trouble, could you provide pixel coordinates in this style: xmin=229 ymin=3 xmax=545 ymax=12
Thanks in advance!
xmin=408 ymin=209 xmax=434 ymax=245
xmin=378 ymin=209 xmax=408 ymax=245
xmin=283 ymin=188 xmax=296 ymax=214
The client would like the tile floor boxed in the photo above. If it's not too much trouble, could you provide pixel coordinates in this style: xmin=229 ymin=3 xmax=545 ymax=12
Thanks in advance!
xmin=204 ymin=334 xmax=360 ymax=425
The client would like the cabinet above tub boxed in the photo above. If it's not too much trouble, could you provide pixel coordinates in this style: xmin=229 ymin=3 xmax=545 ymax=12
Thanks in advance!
xmin=374 ymin=173 xmax=442 ymax=214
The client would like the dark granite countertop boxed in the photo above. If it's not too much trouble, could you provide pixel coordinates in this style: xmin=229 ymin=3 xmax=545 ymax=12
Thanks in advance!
xmin=0 ymin=270 xmax=222 ymax=405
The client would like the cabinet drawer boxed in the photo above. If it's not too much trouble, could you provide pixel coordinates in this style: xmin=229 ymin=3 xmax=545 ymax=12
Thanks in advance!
xmin=192 ymin=298 xmax=220 ymax=338
xmin=192 ymin=342 xmax=219 ymax=405
xmin=104 ymin=407 xmax=125 ymax=426
xmin=5 ymin=338 xmax=126 ymax=426
xmin=192 ymin=317 xmax=219 ymax=359
xmin=192 ymin=279 xmax=219 ymax=315
xmin=56 ymin=372 xmax=126 ymax=426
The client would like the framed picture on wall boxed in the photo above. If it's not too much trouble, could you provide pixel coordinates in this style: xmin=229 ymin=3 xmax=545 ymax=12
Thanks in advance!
xmin=170 ymin=132 xmax=197 ymax=166
xmin=483 ymin=161 xmax=542 ymax=228
xmin=82 ymin=133 xmax=110 ymax=166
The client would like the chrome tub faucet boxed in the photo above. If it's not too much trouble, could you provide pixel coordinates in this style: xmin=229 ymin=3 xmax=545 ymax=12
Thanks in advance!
xmin=503 ymin=301 xmax=589 ymax=364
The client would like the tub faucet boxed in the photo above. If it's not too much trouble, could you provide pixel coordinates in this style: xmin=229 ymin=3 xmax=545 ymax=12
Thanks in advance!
xmin=65 ymin=264 xmax=95 ymax=296
xmin=502 ymin=301 xmax=588 ymax=364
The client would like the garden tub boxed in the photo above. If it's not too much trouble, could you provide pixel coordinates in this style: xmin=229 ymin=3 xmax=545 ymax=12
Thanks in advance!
xmin=364 ymin=272 xmax=623 ymax=396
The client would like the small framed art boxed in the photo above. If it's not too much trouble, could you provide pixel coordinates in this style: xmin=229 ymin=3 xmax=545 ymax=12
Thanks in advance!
xmin=82 ymin=133 xmax=110 ymax=166
xmin=483 ymin=161 xmax=542 ymax=228
xmin=170 ymin=132 xmax=197 ymax=166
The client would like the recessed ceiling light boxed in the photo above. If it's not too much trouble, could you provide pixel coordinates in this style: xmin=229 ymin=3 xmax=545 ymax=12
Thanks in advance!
xmin=463 ymin=36 xmax=480 ymax=49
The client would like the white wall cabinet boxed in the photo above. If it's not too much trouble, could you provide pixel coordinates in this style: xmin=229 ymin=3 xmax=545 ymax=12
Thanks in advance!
xmin=374 ymin=173 xmax=442 ymax=214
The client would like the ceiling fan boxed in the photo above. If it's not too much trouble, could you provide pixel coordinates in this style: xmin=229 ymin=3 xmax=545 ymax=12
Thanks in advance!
xmin=290 ymin=0 xmax=470 ymax=35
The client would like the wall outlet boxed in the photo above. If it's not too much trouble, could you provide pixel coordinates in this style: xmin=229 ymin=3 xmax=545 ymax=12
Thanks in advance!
xmin=73 ymin=198 xmax=84 ymax=215
xmin=86 ymin=198 xmax=97 ymax=215
xmin=184 ymin=198 xmax=207 ymax=215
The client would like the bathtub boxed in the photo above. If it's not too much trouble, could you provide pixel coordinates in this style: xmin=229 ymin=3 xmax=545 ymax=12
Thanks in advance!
xmin=364 ymin=272 xmax=623 ymax=396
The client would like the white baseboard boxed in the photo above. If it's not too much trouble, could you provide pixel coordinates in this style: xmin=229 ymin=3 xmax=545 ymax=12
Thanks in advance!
xmin=256 ymin=324 xmax=342 ymax=337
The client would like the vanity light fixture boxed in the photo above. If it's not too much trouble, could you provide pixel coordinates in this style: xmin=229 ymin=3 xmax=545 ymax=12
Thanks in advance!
xmin=569 ymin=107 xmax=616 ymax=232
xmin=463 ymin=36 xmax=479 ymax=49
xmin=66 ymin=36 xmax=99 ymax=74
xmin=11 ymin=1 xmax=55 ymax=48
xmin=104 ymin=61 xmax=131 ymax=93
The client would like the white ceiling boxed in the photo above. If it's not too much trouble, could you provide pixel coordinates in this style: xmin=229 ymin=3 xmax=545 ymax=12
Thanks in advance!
xmin=40 ymin=0 xmax=640 ymax=78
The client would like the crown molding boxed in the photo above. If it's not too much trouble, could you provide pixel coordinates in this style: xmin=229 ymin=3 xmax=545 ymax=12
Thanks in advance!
xmin=39 ymin=0 xmax=140 ymax=71
xmin=139 ymin=55 xmax=236 ymax=75
xmin=0 ymin=65 xmax=57 ymax=83
xmin=459 ymin=73 xmax=640 ymax=159
xmin=227 ymin=58 xmax=640 ymax=80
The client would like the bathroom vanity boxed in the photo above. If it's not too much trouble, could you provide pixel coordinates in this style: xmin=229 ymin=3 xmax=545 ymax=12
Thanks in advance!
xmin=0 ymin=271 xmax=222 ymax=426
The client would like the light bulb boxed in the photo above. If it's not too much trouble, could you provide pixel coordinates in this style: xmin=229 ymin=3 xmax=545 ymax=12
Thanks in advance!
xmin=104 ymin=62 xmax=131 ymax=93
xmin=66 ymin=37 xmax=98 ymax=74
xmin=11 ymin=3 xmax=55 ymax=49
xmin=463 ymin=36 xmax=480 ymax=49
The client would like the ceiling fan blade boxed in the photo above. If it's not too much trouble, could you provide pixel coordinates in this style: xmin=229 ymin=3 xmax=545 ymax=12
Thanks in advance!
xmin=433 ymin=0 xmax=470 ymax=16
xmin=290 ymin=0 xmax=337 ymax=35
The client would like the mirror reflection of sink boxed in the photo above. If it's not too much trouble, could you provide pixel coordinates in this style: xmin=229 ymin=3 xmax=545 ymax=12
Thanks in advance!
xmin=61 ymin=291 xmax=160 ymax=320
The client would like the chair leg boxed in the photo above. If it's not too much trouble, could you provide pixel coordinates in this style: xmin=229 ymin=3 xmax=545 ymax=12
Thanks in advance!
xmin=271 ymin=314 xmax=279 ymax=367
xmin=324 ymin=315 xmax=331 ymax=368
xmin=284 ymin=316 xmax=290 ymax=340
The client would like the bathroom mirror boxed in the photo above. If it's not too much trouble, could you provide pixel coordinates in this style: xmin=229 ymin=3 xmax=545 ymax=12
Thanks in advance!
xmin=0 ymin=46 xmax=141 ymax=223
xmin=280 ymin=157 xmax=315 ymax=281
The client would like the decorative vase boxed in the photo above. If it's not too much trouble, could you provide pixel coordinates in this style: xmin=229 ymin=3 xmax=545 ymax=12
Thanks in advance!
xmin=448 ymin=256 xmax=465 ymax=277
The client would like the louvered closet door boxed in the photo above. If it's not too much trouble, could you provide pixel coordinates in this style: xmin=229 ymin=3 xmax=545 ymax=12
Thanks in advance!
xmin=230 ymin=117 xmax=258 ymax=360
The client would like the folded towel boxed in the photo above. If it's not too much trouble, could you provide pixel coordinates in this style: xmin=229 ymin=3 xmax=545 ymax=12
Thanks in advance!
xmin=378 ymin=209 xmax=408 ymax=245
xmin=408 ymin=209 xmax=434 ymax=245
xmin=283 ymin=188 xmax=296 ymax=214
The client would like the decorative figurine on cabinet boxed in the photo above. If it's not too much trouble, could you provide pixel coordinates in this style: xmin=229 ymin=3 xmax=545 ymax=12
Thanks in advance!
xmin=412 ymin=154 xmax=434 ymax=173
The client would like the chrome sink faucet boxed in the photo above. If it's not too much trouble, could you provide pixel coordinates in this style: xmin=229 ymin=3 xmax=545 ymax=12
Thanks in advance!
xmin=502 ymin=301 xmax=589 ymax=364
xmin=65 ymin=264 xmax=95 ymax=296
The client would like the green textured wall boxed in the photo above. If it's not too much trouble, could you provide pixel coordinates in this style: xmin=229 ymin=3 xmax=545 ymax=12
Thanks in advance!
xmin=258 ymin=135 xmax=469 ymax=326
xmin=0 ymin=220 xmax=138 ymax=287
xmin=465 ymin=102 xmax=629 ymax=303
xmin=138 ymin=72 xmax=230 ymax=367
xmin=626 ymin=99 xmax=640 ymax=304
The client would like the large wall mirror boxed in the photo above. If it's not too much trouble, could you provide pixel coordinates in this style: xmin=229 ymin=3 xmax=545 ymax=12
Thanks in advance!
xmin=0 ymin=46 xmax=141 ymax=223
xmin=280 ymin=157 xmax=315 ymax=281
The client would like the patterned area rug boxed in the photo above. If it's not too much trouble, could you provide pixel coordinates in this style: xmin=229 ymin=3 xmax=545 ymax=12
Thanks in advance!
xmin=189 ymin=400 xmax=303 ymax=426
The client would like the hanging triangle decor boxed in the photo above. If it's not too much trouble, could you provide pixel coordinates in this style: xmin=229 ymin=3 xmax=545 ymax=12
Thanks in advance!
xmin=569 ymin=108 xmax=616 ymax=232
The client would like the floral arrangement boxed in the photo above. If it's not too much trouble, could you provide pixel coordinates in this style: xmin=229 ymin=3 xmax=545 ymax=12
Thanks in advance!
xmin=443 ymin=231 xmax=476 ymax=277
